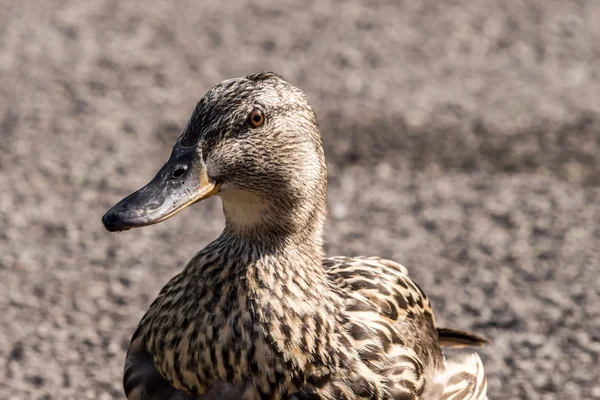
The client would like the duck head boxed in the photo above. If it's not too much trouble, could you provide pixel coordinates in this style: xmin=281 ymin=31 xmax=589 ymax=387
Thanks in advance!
xmin=102 ymin=72 xmax=327 ymax=241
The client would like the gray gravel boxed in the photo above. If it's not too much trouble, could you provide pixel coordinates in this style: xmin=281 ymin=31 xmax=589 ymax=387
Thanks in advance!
xmin=1 ymin=1 xmax=600 ymax=399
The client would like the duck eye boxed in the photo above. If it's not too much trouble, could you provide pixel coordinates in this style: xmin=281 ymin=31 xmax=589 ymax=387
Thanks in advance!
xmin=248 ymin=109 xmax=264 ymax=128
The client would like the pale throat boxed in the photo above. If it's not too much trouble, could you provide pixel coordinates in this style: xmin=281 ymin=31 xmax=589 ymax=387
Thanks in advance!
xmin=217 ymin=187 xmax=326 ymax=252
xmin=218 ymin=188 xmax=271 ymax=231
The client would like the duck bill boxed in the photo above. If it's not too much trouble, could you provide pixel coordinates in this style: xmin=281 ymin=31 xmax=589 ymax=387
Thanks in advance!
xmin=102 ymin=145 xmax=219 ymax=232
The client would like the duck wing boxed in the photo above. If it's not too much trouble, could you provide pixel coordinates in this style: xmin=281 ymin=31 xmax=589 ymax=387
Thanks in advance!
xmin=324 ymin=256 xmax=442 ymax=399
xmin=324 ymin=256 xmax=488 ymax=400
xmin=325 ymin=257 xmax=442 ymax=364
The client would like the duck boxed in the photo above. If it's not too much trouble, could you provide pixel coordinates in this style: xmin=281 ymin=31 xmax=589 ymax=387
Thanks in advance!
xmin=102 ymin=72 xmax=489 ymax=400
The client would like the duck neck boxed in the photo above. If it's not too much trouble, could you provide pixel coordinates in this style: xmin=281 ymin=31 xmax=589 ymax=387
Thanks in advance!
xmin=219 ymin=188 xmax=327 ymax=258
xmin=217 ymin=194 xmax=330 ymax=296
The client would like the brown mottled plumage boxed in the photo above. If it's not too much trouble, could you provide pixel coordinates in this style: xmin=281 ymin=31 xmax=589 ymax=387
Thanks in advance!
xmin=103 ymin=72 xmax=489 ymax=400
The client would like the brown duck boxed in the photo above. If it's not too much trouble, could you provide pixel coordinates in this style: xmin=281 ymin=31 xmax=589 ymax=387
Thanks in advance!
xmin=103 ymin=72 xmax=489 ymax=400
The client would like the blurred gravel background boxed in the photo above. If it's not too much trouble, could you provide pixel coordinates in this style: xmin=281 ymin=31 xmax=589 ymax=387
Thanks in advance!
xmin=1 ymin=1 xmax=600 ymax=399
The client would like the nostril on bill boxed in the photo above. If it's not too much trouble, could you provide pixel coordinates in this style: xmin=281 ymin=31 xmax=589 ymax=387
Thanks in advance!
xmin=171 ymin=166 xmax=188 ymax=179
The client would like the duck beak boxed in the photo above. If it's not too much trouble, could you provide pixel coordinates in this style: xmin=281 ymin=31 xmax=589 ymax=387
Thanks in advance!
xmin=102 ymin=145 xmax=219 ymax=232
